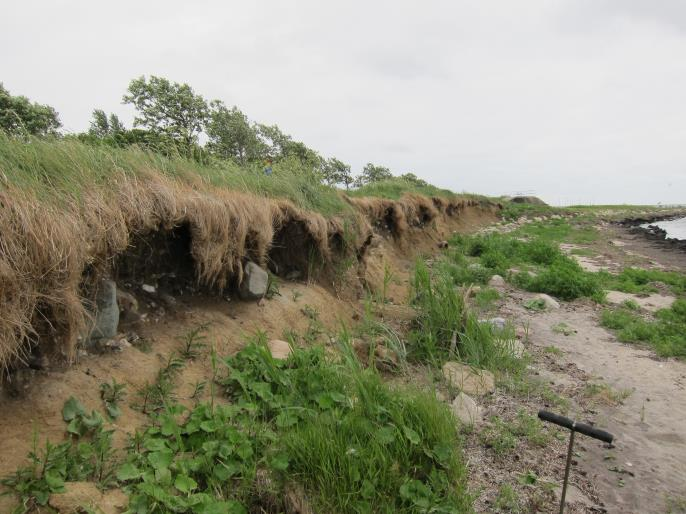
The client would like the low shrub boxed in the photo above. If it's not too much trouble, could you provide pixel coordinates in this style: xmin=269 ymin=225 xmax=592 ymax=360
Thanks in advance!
xmin=600 ymin=300 xmax=686 ymax=358
xmin=5 ymin=339 xmax=474 ymax=513
xmin=410 ymin=261 xmax=523 ymax=372
xmin=514 ymin=259 xmax=602 ymax=301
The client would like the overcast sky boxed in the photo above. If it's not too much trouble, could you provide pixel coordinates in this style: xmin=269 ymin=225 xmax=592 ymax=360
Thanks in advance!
xmin=3 ymin=1 xmax=685 ymax=205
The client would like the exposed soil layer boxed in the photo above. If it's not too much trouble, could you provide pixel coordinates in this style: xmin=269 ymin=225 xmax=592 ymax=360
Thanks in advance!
xmin=0 ymin=201 xmax=498 ymax=513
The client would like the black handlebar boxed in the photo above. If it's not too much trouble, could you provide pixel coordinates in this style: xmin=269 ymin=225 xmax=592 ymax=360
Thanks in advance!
xmin=538 ymin=410 xmax=614 ymax=444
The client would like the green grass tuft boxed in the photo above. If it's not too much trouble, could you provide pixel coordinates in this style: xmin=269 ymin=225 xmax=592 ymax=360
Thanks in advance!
xmin=600 ymin=299 xmax=686 ymax=358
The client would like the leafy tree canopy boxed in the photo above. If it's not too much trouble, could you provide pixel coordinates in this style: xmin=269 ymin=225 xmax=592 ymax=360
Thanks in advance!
xmin=322 ymin=157 xmax=352 ymax=187
xmin=206 ymin=102 xmax=262 ymax=164
xmin=400 ymin=172 xmax=428 ymax=187
xmin=0 ymin=83 xmax=61 ymax=136
xmin=123 ymin=75 xmax=209 ymax=151
xmin=89 ymin=109 xmax=125 ymax=138
xmin=357 ymin=162 xmax=393 ymax=186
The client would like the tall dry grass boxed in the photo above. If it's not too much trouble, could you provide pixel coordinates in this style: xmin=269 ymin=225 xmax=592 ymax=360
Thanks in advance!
xmin=0 ymin=134 xmax=494 ymax=373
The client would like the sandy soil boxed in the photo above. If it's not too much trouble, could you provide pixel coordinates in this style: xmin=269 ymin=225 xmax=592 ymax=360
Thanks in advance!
xmin=2 ymin=210 xmax=684 ymax=513
xmin=493 ymin=223 xmax=686 ymax=513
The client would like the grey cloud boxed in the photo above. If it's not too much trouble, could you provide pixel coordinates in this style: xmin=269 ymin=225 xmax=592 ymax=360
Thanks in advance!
xmin=2 ymin=0 xmax=685 ymax=204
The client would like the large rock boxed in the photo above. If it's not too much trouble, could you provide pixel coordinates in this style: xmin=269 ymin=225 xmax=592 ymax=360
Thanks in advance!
xmin=501 ymin=339 xmax=526 ymax=358
xmin=268 ymin=339 xmax=292 ymax=360
xmin=239 ymin=261 xmax=269 ymax=300
xmin=451 ymin=392 xmax=482 ymax=425
xmin=351 ymin=339 xmax=399 ymax=370
xmin=480 ymin=317 xmax=507 ymax=330
xmin=442 ymin=361 xmax=495 ymax=396
xmin=116 ymin=289 xmax=139 ymax=323
xmin=89 ymin=280 xmax=119 ymax=343
xmin=488 ymin=275 xmax=506 ymax=288
xmin=535 ymin=293 xmax=560 ymax=310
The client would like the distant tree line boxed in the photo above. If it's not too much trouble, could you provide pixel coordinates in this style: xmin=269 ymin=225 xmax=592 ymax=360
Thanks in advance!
xmin=0 ymin=77 xmax=427 ymax=189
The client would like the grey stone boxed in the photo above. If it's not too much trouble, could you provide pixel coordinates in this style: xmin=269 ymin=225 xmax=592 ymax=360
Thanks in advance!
xmin=488 ymin=274 xmax=506 ymax=288
xmin=141 ymin=284 xmax=156 ymax=294
xmin=535 ymin=293 xmax=560 ymax=309
xmin=480 ymin=317 xmax=507 ymax=330
xmin=89 ymin=280 xmax=119 ymax=343
xmin=239 ymin=261 xmax=269 ymax=300
xmin=451 ymin=392 xmax=482 ymax=425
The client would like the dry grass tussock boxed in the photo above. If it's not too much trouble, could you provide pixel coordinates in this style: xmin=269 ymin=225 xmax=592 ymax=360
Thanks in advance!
xmin=0 ymin=164 xmax=490 ymax=375
xmin=349 ymin=194 xmax=479 ymax=237
xmin=0 ymin=169 xmax=364 ymax=373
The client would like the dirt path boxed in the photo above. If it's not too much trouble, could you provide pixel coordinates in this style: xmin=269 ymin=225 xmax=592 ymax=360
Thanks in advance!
xmin=498 ymin=224 xmax=686 ymax=513
xmin=505 ymin=302 xmax=686 ymax=513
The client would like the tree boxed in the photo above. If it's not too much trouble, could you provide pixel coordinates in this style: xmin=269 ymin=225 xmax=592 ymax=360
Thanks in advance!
xmin=122 ymin=75 xmax=209 ymax=152
xmin=255 ymin=123 xmax=322 ymax=168
xmin=89 ymin=109 xmax=110 ymax=138
xmin=322 ymin=157 xmax=352 ymax=187
xmin=255 ymin=123 xmax=293 ymax=160
xmin=206 ymin=101 xmax=260 ymax=164
xmin=0 ymin=83 xmax=61 ymax=136
xmin=108 ymin=113 xmax=124 ymax=134
xmin=357 ymin=162 xmax=393 ymax=186
xmin=400 ymin=172 xmax=428 ymax=187
xmin=86 ymin=109 xmax=127 ymax=145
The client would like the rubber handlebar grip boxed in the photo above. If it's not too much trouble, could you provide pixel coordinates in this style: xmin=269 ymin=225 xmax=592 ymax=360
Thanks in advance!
xmin=538 ymin=410 xmax=614 ymax=443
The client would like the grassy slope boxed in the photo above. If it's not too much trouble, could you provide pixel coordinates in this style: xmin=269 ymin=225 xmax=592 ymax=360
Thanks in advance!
xmin=349 ymin=178 xmax=459 ymax=200
xmin=0 ymin=134 xmax=350 ymax=217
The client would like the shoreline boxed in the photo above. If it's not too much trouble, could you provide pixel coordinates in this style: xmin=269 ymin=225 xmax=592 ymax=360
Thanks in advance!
xmin=619 ymin=212 xmax=686 ymax=251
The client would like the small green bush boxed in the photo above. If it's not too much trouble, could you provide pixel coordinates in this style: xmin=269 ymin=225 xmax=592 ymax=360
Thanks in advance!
xmin=514 ymin=259 xmax=602 ymax=301
xmin=410 ymin=261 xmax=523 ymax=372
xmin=600 ymin=300 xmax=686 ymax=358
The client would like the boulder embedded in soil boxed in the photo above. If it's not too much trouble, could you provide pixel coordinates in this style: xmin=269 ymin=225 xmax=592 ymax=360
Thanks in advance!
xmin=534 ymin=293 xmax=560 ymax=310
xmin=479 ymin=317 xmax=507 ymax=330
xmin=268 ymin=339 xmax=292 ymax=360
xmin=89 ymin=279 xmax=119 ymax=343
xmin=501 ymin=339 xmax=526 ymax=358
xmin=515 ymin=325 xmax=530 ymax=340
xmin=451 ymin=392 xmax=482 ymax=425
xmin=116 ymin=289 xmax=139 ymax=322
xmin=239 ymin=261 xmax=269 ymax=300
xmin=351 ymin=339 xmax=399 ymax=370
xmin=442 ymin=361 xmax=495 ymax=396
xmin=488 ymin=275 xmax=506 ymax=288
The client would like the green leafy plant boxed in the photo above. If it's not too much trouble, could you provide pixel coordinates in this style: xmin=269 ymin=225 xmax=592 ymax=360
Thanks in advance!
xmin=523 ymin=298 xmax=546 ymax=311
xmin=409 ymin=260 xmax=523 ymax=373
xmin=552 ymin=322 xmax=575 ymax=336
xmin=134 ymin=353 xmax=185 ymax=414
xmin=2 ymin=398 xmax=117 ymax=513
xmin=266 ymin=273 xmax=281 ymax=299
xmin=100 ymin=379 xmax=127 ymax=420
xmin=179 ymin=323 xmax=209 ymax=360
xmin=494 ymin=483 xmax=521 ymax=513
xmin=601 ymin=300 xmax=686 ymax=358
xmin=480 ymin=417 xmax=517 ymax=455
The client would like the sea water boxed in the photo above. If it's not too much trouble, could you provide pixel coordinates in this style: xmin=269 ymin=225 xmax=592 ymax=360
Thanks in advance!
xmin=642 ymin=217 xmax=686 ymax=241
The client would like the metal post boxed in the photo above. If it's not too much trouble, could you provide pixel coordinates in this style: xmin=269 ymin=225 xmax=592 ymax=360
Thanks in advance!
xmin=559 ymin=429 xmax=576 ymax=514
